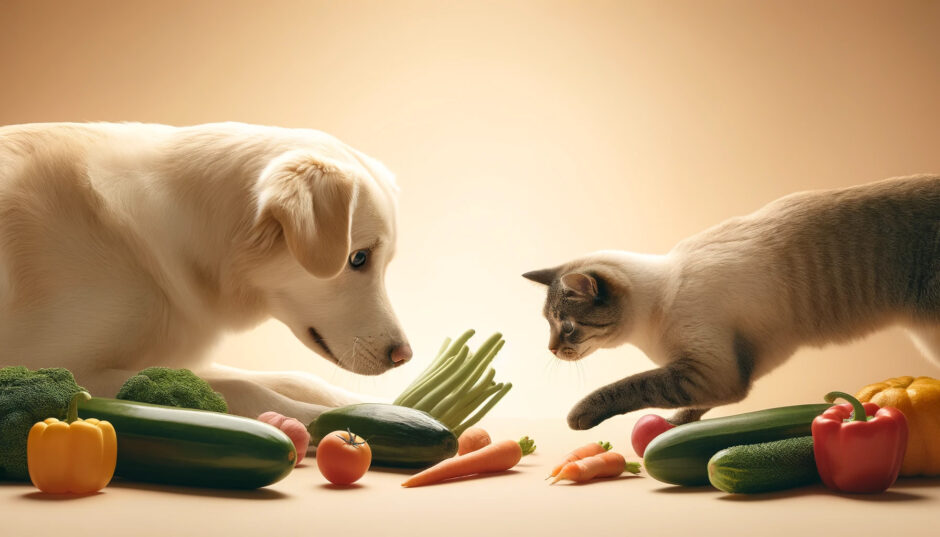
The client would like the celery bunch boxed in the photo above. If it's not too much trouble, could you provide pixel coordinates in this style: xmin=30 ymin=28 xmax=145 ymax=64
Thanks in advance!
xmin=394 ymin=330 xmax=512 ymax=437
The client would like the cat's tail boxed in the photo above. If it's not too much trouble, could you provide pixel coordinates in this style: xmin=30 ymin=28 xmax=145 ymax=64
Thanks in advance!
xmin=908 ymin=325 xmax=940 ymax=365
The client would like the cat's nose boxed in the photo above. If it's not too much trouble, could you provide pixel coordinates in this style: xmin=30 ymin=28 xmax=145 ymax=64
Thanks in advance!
xmin=549 ymin=345 xmax=559 ymax=355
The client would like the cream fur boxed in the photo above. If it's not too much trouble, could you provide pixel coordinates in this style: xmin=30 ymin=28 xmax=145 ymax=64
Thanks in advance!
xmin=0 ymin=122 xmax=409 ymax=425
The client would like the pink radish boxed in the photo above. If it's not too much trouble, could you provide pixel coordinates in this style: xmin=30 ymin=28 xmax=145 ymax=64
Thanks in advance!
xmin=258 ymin=411 xmax=311 ymax=465
xmin=631 ymin=414 xmax=675 ymax=457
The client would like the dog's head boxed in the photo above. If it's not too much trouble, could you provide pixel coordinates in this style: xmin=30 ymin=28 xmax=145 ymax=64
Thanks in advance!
xmin=247 ymin=143 xmax=410 ymax=375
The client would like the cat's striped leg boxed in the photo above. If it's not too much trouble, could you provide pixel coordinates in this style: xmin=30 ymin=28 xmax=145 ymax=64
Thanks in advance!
xmin=668 ymin=407 xmax=711 ymax=425
xmin=566 ymin=355 xmax=750 ymax=430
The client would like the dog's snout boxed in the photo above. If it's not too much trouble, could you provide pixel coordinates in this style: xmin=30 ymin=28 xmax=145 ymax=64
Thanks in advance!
xmin=389 ymin=343 xmax=413 ymax=365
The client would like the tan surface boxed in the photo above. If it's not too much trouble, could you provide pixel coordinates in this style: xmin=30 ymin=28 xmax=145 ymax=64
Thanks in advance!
xmin=2 ymin=1 xmax=940 ymax=421
xmin=1 ymin=3 xmax=939 ymax=534
xmin=2 ymin=416 xmax=938 ymax=537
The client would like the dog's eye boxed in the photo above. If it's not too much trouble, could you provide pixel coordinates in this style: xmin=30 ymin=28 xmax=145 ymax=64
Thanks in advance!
xmin=349 ymin=249 xmax=369 ymax=269
xmin=561 ymin=320 xmax=575 ymax=335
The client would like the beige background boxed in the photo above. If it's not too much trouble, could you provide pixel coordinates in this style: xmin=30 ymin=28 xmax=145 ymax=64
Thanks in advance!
xmin=2 ymin=0 xmax=939 ymax=425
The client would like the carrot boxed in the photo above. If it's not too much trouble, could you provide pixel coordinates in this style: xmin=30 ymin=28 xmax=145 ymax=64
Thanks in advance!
xmin=402 ymin=436 xmax=536 ymax=488
xmin=551 ymin=451 xmax=641 ymax=484
xmin=547 ymin=441 xmax=611 ymax=478
xmin=457 ymin=427 xmax=491 ymax=455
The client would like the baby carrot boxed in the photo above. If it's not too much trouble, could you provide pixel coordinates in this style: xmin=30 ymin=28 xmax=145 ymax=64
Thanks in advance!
xmin=402 ymin=436 xmax=536 ymax=488
xmin=547 ymin=441 xmax=612 ymax=478
xmin=551 ymin=451 xmax=641 ymax=484
xmin=457 ymin=427 xmax=492 ymax=455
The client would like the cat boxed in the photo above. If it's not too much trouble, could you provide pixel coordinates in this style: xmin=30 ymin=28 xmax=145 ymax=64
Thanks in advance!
xmin=524 ymin=174 xmax=940 ymax=430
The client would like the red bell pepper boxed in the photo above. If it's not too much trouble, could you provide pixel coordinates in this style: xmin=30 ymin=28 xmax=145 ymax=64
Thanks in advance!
xmin=812 ymin=391 xmax=907 ymax=493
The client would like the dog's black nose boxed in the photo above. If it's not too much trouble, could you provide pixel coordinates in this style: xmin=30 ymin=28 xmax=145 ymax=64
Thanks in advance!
xmin=389 ymin=343 xmax=413 ymax=365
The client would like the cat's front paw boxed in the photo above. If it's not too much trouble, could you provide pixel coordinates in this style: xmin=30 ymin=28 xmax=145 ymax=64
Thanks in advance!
xmin=566 ymin=402 xmax=609 ymax=430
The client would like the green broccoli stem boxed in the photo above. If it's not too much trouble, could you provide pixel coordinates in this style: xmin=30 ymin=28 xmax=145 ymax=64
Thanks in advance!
xmin=67 ymin=391 xmax=92 ymax=423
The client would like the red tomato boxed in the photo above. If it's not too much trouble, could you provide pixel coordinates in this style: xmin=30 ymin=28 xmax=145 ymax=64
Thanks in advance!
xmin=316 ymin=430 xmax=372 ymax=485
xmin=631 ymin=414 xmax=675 ymax=457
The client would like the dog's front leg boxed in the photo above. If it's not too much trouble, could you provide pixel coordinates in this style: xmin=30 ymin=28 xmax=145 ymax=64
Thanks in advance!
xmin=196 ymin=363 xmax=374 ymax=426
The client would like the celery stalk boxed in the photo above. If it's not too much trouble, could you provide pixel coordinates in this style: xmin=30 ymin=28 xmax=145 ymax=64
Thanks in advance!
xmin=452 ymin=383 xmax=513 ymax=437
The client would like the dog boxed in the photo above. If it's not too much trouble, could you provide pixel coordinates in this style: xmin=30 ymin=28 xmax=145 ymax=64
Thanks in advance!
xmin=0 ymin=121 xmax=411 ymax=425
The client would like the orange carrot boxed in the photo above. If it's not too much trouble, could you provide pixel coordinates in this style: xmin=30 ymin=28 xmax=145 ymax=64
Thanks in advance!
xmin=402 ymin=436 xmax=536 ymax=488
xmin=551 ymin=451 xmax=641 ymax=484
xmin=457 ymin=427 xmax=492 ymax=455
xmin=548 ymin=441 xmax=611 ymax=478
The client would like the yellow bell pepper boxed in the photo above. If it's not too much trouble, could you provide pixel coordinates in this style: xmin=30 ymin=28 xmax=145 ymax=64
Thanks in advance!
xmin=856 ymin=376 xmax=940 ymax=476
xmin=27 ymin=391 xmax=117 ymax=494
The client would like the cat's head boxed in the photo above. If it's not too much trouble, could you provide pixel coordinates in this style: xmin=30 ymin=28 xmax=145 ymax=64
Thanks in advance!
xmin=523 ymin=263 xmax=628 ymax=361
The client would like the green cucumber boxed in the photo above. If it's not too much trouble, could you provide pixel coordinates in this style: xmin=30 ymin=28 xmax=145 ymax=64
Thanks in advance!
xmin=643 ymin=403 xmax=831 ymax=486
xmin=310 ymin=403 xmax=457 ymax=468
xmin=708 ymin=436 xmax=819 ymax=493
xmin=77 ymin=397 xmax=296 ymax=489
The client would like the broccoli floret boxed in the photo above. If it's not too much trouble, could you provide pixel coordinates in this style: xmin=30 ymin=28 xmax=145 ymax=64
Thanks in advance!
xmin=0 ymin=366 xmax=86 ymax=480
xmin=116 ymin=367 xmax=227 ymax=413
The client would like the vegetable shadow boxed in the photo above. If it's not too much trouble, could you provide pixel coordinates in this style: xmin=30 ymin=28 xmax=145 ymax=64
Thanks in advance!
xmin=550 ymin=474 xmax=643 ymax=487
xmin=651 ymin=484 xmax=716 ymax=494
xmin=106 ymin=479 xmax=290 ymax=500
xmin=21 ymin=491 xmax=103 ymax=501
xmin=317 ymin=482 xmax=366 ymax=491
xmin=399 ymin=469 xmax=522 ymax=488
xmin=715 ymin=483 xmax=930 ymax=503
xmin=365 ymin=466 xmax=420 ymax=476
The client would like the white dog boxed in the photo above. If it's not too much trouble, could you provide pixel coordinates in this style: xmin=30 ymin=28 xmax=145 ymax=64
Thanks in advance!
xmin=0 ymin=122 xmax=411 ymax=425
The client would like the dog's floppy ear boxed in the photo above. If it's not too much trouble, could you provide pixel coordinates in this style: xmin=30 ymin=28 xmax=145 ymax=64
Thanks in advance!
xmin=255 ymin=150 xmax=358 ymax=279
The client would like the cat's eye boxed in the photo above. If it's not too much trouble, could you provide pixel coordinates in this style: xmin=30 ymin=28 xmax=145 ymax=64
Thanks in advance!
xmin=561 ymin=320 xmax=575 ymax=335
xmin=349 ymin=249 xmax=369 ymax=270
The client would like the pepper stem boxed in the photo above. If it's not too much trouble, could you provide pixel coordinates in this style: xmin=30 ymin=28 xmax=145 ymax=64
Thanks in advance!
xmin=67 ymin=391 xmax=92 ymax=423
xmin=824 ymin=391 xmax=868 ymax=422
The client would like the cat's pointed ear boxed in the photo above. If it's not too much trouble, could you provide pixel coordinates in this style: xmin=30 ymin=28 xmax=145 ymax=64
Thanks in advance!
xmin=561 ymin=272 xmax=598 ymax=299
xmin=522 ymin=267 xmax=557 ymax=286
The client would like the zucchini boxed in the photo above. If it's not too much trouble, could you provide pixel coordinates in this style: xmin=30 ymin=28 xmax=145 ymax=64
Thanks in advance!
xmin=77 ymin=397 xmax=296 ymax=489
xmin=708 ymin=436 xmax=819 ymax=493
xmin=310 ymin=403 xmax=458 ymax=468
xmin=643 ymin=403 xmax=831 ymax=486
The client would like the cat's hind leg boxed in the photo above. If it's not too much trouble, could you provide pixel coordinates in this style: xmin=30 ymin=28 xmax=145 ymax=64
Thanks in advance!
xmin=908 ymin=325 xmax=940 ymax=364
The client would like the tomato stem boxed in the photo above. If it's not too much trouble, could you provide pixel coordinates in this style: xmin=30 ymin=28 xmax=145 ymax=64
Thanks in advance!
xmin=336 ymin=428 xmax=368 ymax=447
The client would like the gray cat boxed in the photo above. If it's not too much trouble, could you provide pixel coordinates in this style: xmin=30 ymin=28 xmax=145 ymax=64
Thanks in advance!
xmin=525 ymin=174 xmax=940 ymax=430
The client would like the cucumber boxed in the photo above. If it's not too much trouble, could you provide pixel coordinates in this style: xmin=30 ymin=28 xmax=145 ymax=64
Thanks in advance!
xmin=643 ymin=403 xmax=831 ymax=486
xmin=310 ymin=403 xmax=457 ymax=468
xmin=708 ymin=436 xmax=819 ymax=493
xmin=77 ymin=397 xmax=296 ymax=489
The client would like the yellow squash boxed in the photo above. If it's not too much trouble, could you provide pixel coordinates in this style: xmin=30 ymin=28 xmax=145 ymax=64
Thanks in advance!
xmin=27 ymin=391 xmax=117 ymax=494
xmin=856 ymin=376 xmax=940 ymax=476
